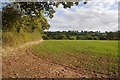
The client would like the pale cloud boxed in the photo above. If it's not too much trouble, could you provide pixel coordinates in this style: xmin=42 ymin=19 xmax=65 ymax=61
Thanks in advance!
xmin=47 ymin=1 xmax=118 ymax=32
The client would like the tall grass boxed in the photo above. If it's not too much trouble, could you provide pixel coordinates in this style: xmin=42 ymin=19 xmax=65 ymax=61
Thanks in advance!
xmin=2 ymin=31 xmax=42 ymax=48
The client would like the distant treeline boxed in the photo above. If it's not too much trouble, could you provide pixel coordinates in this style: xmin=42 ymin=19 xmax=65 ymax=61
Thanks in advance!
xmin=42 ymin=30 xmax=120 ymax=40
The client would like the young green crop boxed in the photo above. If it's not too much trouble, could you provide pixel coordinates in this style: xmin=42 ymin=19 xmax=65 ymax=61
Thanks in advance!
xmin=32 ymin=40 xmax=118 ymax=77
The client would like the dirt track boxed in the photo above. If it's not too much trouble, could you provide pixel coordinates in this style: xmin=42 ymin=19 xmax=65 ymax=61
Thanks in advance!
xmin=2 ymin=39 xmax=44 ymax=57
xmin=2 ymin=40 xmax=109 ymax=78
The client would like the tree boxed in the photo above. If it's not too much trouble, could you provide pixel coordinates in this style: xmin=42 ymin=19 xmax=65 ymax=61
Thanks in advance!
xmin=76 ymin=36 xmax=81 ymax=40
xmin=2 ymin=5 xmax=50 ymax=32
xmin=107 ymin=32 xmax=114 ymax=40
xmin=100 ymin=34 xmax=107 ymax=40
xmin=93 ymin=36 xmax=99 ymax=40
xmin=2 ymin=6 xmax=21 ymax=31
xmin=88 ymin=36 xmax=93 ymax=40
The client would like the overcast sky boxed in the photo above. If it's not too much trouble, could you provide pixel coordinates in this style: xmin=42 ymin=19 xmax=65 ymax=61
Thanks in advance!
xmin=46 ymin=1 xmax=118 ymax=32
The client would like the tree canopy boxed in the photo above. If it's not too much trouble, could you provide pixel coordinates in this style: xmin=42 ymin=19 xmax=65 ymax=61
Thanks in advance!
xmin=13 ymin=2 xmax=86 ymax=18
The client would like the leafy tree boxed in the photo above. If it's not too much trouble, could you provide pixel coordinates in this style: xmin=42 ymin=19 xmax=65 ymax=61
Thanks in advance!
xmin=87 ymin=36 xmax=93 ymax=40
xmin=76 ymin=36 xmax=81 ymax=40
xmin=107 ymin=32 xmax=114 ymax=40
xmin=93 ymin=36 xmax=99 ymax=40
xmin=2 ymin=6 xmax=21 ymax=31
xmin=100 ymin=34 xmax=107 ymax=40
xmin=2 ymin=5 xmax=50 ymax=32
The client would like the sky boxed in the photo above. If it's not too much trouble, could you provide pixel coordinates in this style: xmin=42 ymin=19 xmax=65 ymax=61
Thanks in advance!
xmin=46 ymin=0 xmax=119 ymax=32
xmin=0 ymin=0 xmax=119 ymax=32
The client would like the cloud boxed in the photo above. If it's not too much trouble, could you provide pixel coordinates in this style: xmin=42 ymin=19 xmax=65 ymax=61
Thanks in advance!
xmin=47 ymin=1 xmax=118 ymax=32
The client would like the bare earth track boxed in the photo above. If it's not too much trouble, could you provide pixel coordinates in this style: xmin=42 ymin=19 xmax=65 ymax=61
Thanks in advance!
xmin=2 ymin=40 xmax=109 ymax=78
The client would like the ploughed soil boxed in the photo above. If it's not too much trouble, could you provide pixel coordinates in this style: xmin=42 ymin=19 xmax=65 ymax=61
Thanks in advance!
xmin=2 ymin=40 xmax=109 ymax=78
xmin=2 ymin=49 xmax=109 ymax=78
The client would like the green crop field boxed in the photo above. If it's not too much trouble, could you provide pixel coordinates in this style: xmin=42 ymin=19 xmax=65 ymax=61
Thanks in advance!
xmin=31 ymin=40 xmax=118 ymax=77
